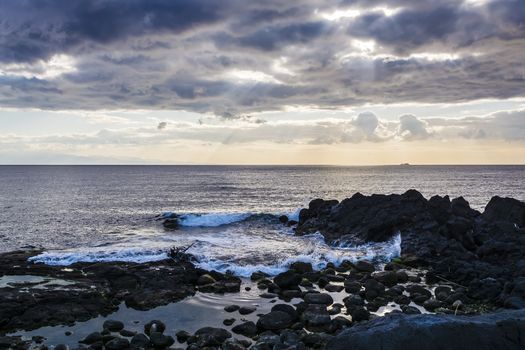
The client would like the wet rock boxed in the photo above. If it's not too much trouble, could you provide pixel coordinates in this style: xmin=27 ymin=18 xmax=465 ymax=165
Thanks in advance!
xmin=54 ymin=345 xmax=69 ymax=350
xmin=197 ymin=274 xmax=216 ymax=286
xmin=105 ymin=337 xmax=130 ymax=350
xmin=373 ymin=271 xmax=398 ymax=287
xmin=190 ymin=327 xmax=232 ymax=347
xmin=79 ymin=332 xmax=103 ymax=344
xmin=119 ymin=329 xmax=136 ymax=337
xmin=281 ymin=289 xmax=303 ymax=299
xmin=401 ymin=305 xmax=421 ymax=314
xmin=223 ymin=318 xmax=235 ymax=326
xmin=103 ymin=320 xmax=124 ymax=332
xmin=328 ymin=309 xmax=525 ymax=350
xmin=423 ymin=299 xmax=442 ymax=311
xmin=175 ymin=330 xmax=190 ymax=343
xmin=162 ymin=218 xmax=179 ymax=230
xmin=435 ymin=286 xmax=452 ymax=301
xmin=239 ymin=306 xmax=257 ymax=315
xmin=304 ymin=292 xmax=334 ymax=305
xmin=223 ymin=339 xmax=250 ymax=350
xmin=271 ymin=304 xmax=299 ymax=321
xmin=302 ymin=304 xmax=331 ymax=328
xmin=279 ymin=215 xmax=289 ymax=224
xmin=144 ymin=320 xmax=166 ymax=335
xmin=290 ymin=261 xmax=313 ymax=274
xmin=344 ymin=280 xmax=362 ymax=293
xmin=364 ymin=279 xmax=386 ymax=300
xmin=251 ymin=271 xmax=269 ymax=281
xmin=260 ymin=292 xmax=278 ymax=299
xmin=406 ymin=284 xmax=432 ymax=299
xmin=232 ymin=321 xmax=258 ymax=337
xmin=483 ymin=196 xmax=525 ymax=226
xmin=324 ymin=283 xmax=344 ymax=292
xmin=395 ymin=270 xmax=409 ymax=283
xmin=394 ymin=295 xmax=411 ymax=305
xmin=355 ymin=260 xmax=375 ymax=273
xmin=348 ymin=307 xmax=370 ymax=322
xmin=257 ymin=311 xmax=294 ymax=331
xmin=224 ymin=304 xmax=240 ymax=312
xmin=130 ymin=333 xmax=150 ymax=349
xmin=274 ymin=271 xmax=302 ymax=289
xmin=343 ymin=294 xmax=365 ymax=308
xmin=149 ymin=332 xmax=174 ymax=349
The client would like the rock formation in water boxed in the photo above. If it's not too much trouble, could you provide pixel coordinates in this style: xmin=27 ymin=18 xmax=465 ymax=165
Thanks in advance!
xmin=294 ymin=190 xmax=525 ymax=308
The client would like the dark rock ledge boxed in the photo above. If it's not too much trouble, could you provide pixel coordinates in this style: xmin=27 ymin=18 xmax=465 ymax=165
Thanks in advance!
xmin=0 ymin=250 xmax=240 ymax=334
xmin=327 ymin=309 xmax=525 ymax=350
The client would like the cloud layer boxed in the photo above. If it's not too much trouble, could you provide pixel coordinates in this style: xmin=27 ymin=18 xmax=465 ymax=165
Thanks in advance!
xmin=1 ymin=0 xmax=524 ymax=116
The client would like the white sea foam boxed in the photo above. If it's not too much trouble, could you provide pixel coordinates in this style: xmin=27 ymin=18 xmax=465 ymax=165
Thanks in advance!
xmin=29 ymin=212 xmax=402 ymax=275
xmin=29 ymin=248 xmax=168 ymax=266
xmin=190 ymin=233 xmax=402 ymax=277
xmin=178 ymin=213 xmax=252 ymax=227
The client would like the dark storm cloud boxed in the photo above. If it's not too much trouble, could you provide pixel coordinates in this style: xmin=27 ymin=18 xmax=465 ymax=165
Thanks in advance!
xmin=0 ymin=0 xmax=525 ymax=114
xmin=215 ymin=21 xmax=332 ymax=51
xmin=0 ymin=0 xmax=228 ymax=63
xmin=347 ymin=6 xmax=462 ymax=53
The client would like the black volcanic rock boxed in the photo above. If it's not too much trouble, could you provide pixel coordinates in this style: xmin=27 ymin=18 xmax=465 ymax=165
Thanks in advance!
xmin=0 ymin=250 xmax=241 ymax=333
xmin=294 ymin=190 xmax=525 ymax=309
xmin=483 ymin=196 xmax=525 ymax=226
xmin=327 ymin=309 xmax=525 ymax=350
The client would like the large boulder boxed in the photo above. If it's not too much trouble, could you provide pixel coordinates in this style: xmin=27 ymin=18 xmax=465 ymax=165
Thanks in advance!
xmin=483 ymin=196 xmax=525 ymax=227
xmin=327 ymin=309 xmax=525 ymax=350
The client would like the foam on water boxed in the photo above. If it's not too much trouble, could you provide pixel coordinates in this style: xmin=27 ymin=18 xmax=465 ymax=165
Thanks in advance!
xmin=178 ymin=212 xmax=253 ymax=227
xmin=29 ymin=248 xmax=169 ymax=266
xmin=191 ymin=233 xmax=402 ymax=277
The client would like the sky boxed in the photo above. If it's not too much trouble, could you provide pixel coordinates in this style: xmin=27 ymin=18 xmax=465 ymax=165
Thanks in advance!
xmin=0 ymin=0 xmax=524 ymax=165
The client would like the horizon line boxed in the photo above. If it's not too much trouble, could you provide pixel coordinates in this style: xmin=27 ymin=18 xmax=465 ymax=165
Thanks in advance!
xmin=1 ymin=163 xmax=524 ymax=167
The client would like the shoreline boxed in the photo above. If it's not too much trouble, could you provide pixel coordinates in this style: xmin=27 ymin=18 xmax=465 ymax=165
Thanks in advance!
xmin=1 ymin=190 xmax=525 ymax=349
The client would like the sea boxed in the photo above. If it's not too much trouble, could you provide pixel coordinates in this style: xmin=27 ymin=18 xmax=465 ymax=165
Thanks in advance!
xmin=1 ymin=165 xmax=524 ymax=277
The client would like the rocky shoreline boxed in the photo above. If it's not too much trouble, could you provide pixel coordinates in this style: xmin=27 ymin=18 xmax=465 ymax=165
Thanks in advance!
xmin=1 ymin=190 xmax=524 ymax=349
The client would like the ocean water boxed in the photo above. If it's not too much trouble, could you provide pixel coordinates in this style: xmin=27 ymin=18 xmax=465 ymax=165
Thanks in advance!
xmin=1 ymin=165 xmax=524 ymax=276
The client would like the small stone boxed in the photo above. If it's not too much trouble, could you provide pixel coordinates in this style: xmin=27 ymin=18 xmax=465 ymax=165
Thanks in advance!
xmin=324 ymin=283 xmax=344 ymax=292
xmin=223 ymin=318 xmax=235 ymax=326
xmin=274 ymin=271 xmax=302 ymax=289
xmin=304 ymin=292 xmax=334 ymax=305
xmin=144 ymin=320 xmax=166 ymax=335
xmin=54 ymin=345 xmax=69 ymax=350
xmin=271 ymin=304 xmax=299 ymax=321
xmin=80 ymin=332 xmax=103 ymax=344
xmin=119 ymin=329 xmax=136 ymax=337
xmin=260 ymin=292 xmax=278 ymax=298
xmin=344 ymin=280 xmax=362 ymax=293
xmin=232 ymin=321 xmax=258 ymax=337
xmin=197 ymin=274 xmax=216 ymax=286
xmin=175 ymin=330 xmax=190 ymax=343
xmin=302 ymin=304 xmax=331 ymax=327
xmin=103 ymin=320 xmax=125 ymax=332
xmin=105 ymin=337 xmax=130 ymax=350
xmin=347 ymin=307 xmax=370 ymax=322
xmin=251 ymin=271 xmax=269 ymax=281
xmin=290 ymin=261 xmax=313 ymax=274
xmin=224 ymin=304 xmax=240 ymax=312
xmin=130 ymin=333 xmax=150 ymax=348
xmin=149 ymin=332 xmax=175 ymax=349
xmin=239 ymin=306 xmax=257 ymax=315
xmin=256 ymin=311 xmax=293 ymax=331
xmin=355 ymin=260 xmax=375 ymax=273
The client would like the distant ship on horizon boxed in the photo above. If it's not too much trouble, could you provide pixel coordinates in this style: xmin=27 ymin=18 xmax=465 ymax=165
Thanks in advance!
xmin=400 ymin=163 xmax=411 ymax=166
